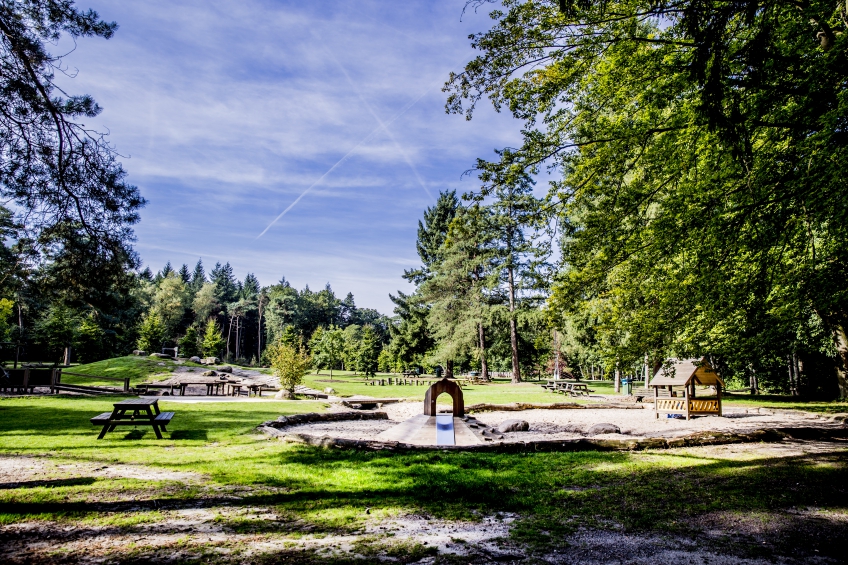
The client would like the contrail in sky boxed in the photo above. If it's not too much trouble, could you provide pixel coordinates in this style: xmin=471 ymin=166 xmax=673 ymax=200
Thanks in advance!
xmin=256 ymin=41 xmax=461 ymax=239
xmin=323 ymin=46 xmax=434 ymax=201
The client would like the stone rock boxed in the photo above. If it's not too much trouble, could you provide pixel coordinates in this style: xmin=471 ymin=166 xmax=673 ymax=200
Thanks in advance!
xmin=323 ymin=387 xmax=336 ymax=394
xmin=201 ymin=370 xmax=217 ymax=377
xmin=150 ymin=353 xmax=171 ymax=359
xmin=587 ymin=423 xmax=621 ymax=435
xmin=189 ymin=356 xmax=202 ymax=363
xmin=132 ymin=350 xmax=147 ymax=356
xmin=217 ymin=365 xmax=233 ymax=373
xmin=497 ymin=419 xmax=530 ymax=433
xmin=201 ymin=357 xmax=220 ymax=365
xmin=274 ymin=389 xmax=293 ymax=399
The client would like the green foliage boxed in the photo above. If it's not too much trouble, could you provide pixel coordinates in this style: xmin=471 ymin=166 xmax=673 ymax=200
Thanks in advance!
xmin=266 ymin=339 xmax=311 ymax=394
xmin=445 ymin=0 xmax=848 ymax=397
xmin=310 ymin=325 xmax=345 ymax=377
xmin=201 ymin=319 xmax=225 ymax=358
xmin=35 ymin=305 xmax=78 ymax=356
xmin=178 ymin=325 xmax=200 ymax=358
xmin=152 ymin=272 xmax=190 ymax=337
xmin=0 ymin=298 xmax=13 ymax=341
xmin=136 ymin=312 xmax=166 ymax=353
xmin=75 ymin=315 xmax=106 ymax=363
xmin=357 ymin=325 xmax=381 ymax=376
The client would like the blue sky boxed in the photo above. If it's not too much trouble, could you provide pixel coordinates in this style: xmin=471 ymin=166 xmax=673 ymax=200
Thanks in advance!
xmin=58 ymin=0 xmax=521 ymax=313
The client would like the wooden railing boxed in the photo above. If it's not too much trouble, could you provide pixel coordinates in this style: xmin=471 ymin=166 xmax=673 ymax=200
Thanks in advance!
xmin=57 ymin=371 xmax=130 ymax=393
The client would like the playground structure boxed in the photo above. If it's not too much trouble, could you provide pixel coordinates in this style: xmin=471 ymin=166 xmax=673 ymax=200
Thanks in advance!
xmin=650 ymin=358 xmax=724 ymax=420
xmin=423 ymin=377 xmax=464 ymax=417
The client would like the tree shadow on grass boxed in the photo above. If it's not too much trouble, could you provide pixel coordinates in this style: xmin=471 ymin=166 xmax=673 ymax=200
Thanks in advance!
xmin=0 ymin=477 xmax=97 ymax=489
xmin=169 ymin=430 xmax=207 ymax=440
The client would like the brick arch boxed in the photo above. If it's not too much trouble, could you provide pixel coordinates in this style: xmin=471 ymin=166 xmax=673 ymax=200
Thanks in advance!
xmin=423 ymin=378 xmax=464 ymax=417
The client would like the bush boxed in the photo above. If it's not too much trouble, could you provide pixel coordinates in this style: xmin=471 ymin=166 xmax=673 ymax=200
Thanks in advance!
xmin=266 ymin=339 xmax=311 ymax=395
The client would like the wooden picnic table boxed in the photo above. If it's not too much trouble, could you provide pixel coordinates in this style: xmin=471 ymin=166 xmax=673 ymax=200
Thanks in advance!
xmin=90 ymin=398 xmax=173 ymax=439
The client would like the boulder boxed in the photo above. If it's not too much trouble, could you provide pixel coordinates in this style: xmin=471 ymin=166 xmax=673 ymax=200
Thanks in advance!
xmin=274 ymin=389 xmax=293 ymax=399
xmin=132 ymin=350 xmax=147 ymax=356
xmin=323 ymin=387 xmax=336 ymax=394
xmin=202 ymin=357 xmax=220 ymax=365
xmin=150 ymin=353 xmax=171 ymax=359
xmin=497 ymin=419 xmax=530 ymax=433
xmin=202 ymin=370 xmax=217 ymax=377
xmin=587 ymin=423 xmax=621 ymax=435
xmin=189 ymin=356 xmax=202 ymax=363
xmin=217 ymin=365 xmax=233 ymax=373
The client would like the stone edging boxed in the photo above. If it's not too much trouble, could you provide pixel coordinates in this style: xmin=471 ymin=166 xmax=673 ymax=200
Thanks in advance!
xmin=259 ymin=411 xmax=388 ymax=430
xmin=261 ymin=426 xmax=848 ymax=452
xmin=465 ymin=402 xmax=646 ymax=412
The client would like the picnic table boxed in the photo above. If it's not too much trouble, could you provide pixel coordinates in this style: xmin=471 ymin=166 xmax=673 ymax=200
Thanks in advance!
xmin=138 ymin=380 xmax=239 ymax=396
xmin=90 ymin=398 xmax=174 ymax=439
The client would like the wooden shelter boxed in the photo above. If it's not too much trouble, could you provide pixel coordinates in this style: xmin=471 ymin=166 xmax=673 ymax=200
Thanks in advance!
xmin=649 ymin=358 xmax=724 ymax=420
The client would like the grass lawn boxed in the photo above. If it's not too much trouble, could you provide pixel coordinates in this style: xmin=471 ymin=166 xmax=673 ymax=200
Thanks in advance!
xmin=59 ymin=355 xmax=205 ymax=388
xmin=722 ymin=393 xmax=848 ymax=414
xmin=1 ymin=394 xmax=846 ymax=563
xmin=304 ymin=371 xmax=617 ymax=405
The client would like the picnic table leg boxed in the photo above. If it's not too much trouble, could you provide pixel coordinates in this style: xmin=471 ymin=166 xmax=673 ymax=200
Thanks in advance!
xmin=147 ymin=406 xmax=164 ymax=438
xmin=97 ymin=424 xmax=110 ymax=439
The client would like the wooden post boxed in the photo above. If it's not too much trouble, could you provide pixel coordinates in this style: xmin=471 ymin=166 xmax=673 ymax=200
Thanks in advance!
xmin=654 ymin=386 xmax=659 ymax=419
xmin=644 ymin=353 xmax=650 ymax=389
xmin=684 ymin=382 xmax=690 ymax=420
xmin=717 ymin=383 xmax=723 ymax=417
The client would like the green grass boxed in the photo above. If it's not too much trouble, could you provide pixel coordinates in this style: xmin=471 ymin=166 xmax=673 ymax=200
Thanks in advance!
xmin=0 ymin=395 xmax=846 ymax=561
xmin=721 ymin=393 xmax=848 ymax=414
xmin=304 ymin=371 xmax=616 ymax=405
xmin=59 ymin=355 xmax=204 ymax=388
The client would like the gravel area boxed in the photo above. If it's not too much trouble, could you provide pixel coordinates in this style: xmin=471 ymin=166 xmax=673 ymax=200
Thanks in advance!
xmin=290 ymin=401 xmax=844 ymax=442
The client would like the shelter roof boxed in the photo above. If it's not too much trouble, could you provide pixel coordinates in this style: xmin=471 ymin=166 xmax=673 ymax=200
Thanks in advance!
xmin=649 ymin=358 xmax=724 ymax=387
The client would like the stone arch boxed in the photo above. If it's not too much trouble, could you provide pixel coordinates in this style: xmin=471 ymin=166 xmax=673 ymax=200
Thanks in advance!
xmin=423 ymin=378 xmax=464 ymax=417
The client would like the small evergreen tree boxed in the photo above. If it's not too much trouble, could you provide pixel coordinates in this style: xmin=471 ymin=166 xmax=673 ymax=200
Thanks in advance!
xmin=179 ymin=325 xmax=200 ymax=358
xmin=201 ymin=319 xmax=225 ymax=358
xmin=137 ymin=312 xmax=166 ymax=353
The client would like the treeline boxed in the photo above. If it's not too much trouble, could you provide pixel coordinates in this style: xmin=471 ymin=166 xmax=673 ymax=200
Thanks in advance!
xmin=131 ymin=261 xmax=393 ymax=367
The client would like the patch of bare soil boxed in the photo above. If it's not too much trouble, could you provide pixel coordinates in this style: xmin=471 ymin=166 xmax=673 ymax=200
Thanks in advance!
xmin=0 ymin=455 xmax=204 ymax=485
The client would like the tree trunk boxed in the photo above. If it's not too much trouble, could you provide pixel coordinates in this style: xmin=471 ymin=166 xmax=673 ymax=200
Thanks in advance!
xmin=614 ymin=364 xmax=620 ymax=393
xmin=478 ymin=322 xmax=489 ymax=381
xmin=446 ymin=359 xmax=454 ymax=379
xmin=826 ymin=322 xmax=848 ymax=399
xmin=750 ymin=366 xmax=759 ymax=395
xmin=257 ymin=306 xmax=262 ymax=363
xmin=507 ymin=264 xmax=521 ymax=383
xmin=644 ymin=353 xmax=650 ymax=389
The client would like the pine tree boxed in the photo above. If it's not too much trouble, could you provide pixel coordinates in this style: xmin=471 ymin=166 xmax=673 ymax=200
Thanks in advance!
xmin=160 ymin=261 xmax=173 ymax=278
xmin=210 ymin=262 xmax=237 ymax=303
xmin=178 ymin=264 xmax=191 ymax=284
xmin=242 ymin=273 xmax=260 ymax=299
xmin=201 ymin=319 xmax=225 ymax=358
xmin=191 ymin=260 xmax=206 ymax=291
xmin=403 ymin=190 xmax=459 ymax=285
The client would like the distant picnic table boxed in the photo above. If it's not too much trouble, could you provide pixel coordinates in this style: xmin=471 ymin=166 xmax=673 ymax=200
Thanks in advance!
xmin=90 ymin=398 xmax=173 ymax=439
xmin=542 ymin=380 xmax=594 ymax=397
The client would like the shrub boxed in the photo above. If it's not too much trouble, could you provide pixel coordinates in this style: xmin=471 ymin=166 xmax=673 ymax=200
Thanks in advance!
xmin=201 ymin=319 xmax=225 ymax=358
xmin=266 ymin=339 xmax=311 ymax=395
xmin=137 ymin=311 xmax=165 ymax=352
xmin=178 ymin=325 xmax=200 ymax=358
